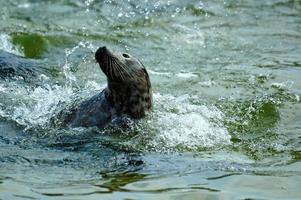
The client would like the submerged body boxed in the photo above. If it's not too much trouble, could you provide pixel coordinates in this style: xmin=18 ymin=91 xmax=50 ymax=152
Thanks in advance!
xmin=0 ymin=50 xmax=42 ymax=80
xmin=0 ymin=47 xmax=152 ymax=129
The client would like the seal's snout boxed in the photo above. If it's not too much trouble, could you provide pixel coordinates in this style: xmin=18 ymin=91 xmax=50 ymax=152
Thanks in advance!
xmin=95 ymin=46 xmax=107 ymax=62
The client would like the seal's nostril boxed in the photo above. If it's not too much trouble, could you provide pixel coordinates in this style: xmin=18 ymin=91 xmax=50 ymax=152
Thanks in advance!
xmin=95 ymin=46 xmax=107 ymax=61
xmin=99 ymin=46 xmax=106 ymax=54
xmin=122 ymin=53 xmax=130 ymax=58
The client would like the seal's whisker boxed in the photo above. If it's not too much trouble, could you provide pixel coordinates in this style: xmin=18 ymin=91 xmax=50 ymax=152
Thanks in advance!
xmin=110 ymin=58 xmax=123 ymax=81
xmin=116 ymin=63 xmax=126 ymax=81
xmin=116 ymin=62 xmax=128 ymax=81
xmin=118 ymin=61 xmax=143 ymax=82
xmin=112 ymin=59 xmax=123 ymax=81
xmin=110 ymin=59 xmax=119 ymax=79
xmin=121 ymin=62 xmax=143 ymax=80
xmin=101 ymin=50 xmax=147 ymax=83
xmin=114 ymin=62 xmax=126 ymax=81
xmin=113 ymin=59 xmax=131 ymax=81
xmin=107 ymin=56 xmax=111 ymax=76
xmin=108 ymin=57 xmax=114 ymax=81
xmin=115 ymin=60 xmax=135 ymax=80
xmin=110 ymin=57 xmax=127 ymax=74
xmin=109 ymin=57 xmax=113 ymax=73
xmin=104 ymin=55 xmax=110 ymax=73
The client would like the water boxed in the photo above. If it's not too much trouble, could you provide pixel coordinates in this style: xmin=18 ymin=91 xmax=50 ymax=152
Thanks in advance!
xmin=0 ymin=0 xmax=301 ymax=199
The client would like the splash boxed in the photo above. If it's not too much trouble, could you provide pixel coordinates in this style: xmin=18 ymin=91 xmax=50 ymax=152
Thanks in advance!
xmin=0 ymin=79 xmax=103 ymax=131
xmin=172 ymin=24 xmax=205 ymax=47
xmin=8 ymin=83 xmax=74 ymax=130
xmin=0 ymin=40 xmax=101 ymax=130
xmin=0 ymin=39 xmax=99 ymax=130
xmin=63 ymin=41 xmax=95 ymax=87
xmin=0 ymin=33 xmax=23 ymax=55
xmin=16 ymin=86 xmax=73 ymax=129
xmin=140 ymin=93 xmax=231 ymax=152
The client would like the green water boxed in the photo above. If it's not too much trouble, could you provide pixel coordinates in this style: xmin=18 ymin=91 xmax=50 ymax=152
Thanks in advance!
xmin=0 ymin=0 xmax=301 ymax=199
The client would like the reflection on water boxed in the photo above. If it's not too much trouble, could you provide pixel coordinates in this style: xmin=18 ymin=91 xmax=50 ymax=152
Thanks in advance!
xmin=1 ymin=0 xmax=301 ymax=199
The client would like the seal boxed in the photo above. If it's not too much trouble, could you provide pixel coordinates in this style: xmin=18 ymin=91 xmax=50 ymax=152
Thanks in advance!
xmin=0 ymin=50 xmax=56 ymax=82
xmin=56 ymin=46 xmax=152 ymax=129
xmin=0 ymin=47 xmax=152 ymax=129
xmin=0 ymin=50 xmax=41 ymax=80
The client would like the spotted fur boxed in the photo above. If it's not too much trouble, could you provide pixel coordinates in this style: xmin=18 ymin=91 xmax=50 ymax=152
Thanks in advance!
xmin=95 ymin=47 xmax=152 ymax=119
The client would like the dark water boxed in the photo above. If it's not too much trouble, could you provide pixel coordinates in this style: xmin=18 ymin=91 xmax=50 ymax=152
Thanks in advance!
xmin=1 ymin=0 xmax=301 ymax=199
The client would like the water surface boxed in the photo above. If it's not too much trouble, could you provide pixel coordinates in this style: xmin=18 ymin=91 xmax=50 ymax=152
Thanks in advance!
xmin=0 ymin=0 xmax=301 ymax=199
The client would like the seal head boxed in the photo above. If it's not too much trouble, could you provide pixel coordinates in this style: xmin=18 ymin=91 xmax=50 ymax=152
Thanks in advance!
xmin=55 ymin=47 xmax=152 ymax=129
xmin=95 ymin=46 xmax=152 ymax=119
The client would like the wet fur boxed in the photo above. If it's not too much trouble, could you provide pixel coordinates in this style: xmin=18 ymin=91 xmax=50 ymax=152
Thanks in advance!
xmin=57 ymin=47 xmax=152 ymax=128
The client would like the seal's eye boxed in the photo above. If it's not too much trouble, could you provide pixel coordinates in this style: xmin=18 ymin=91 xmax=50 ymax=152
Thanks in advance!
xmin=122 ymin=54 xmax=130 ymax=58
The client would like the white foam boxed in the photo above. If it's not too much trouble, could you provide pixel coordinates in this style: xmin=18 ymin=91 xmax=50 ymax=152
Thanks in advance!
xmin=148 ymin=93 xmax=231 ymax=151
xmin=11 ymin=84 xmax=75 ymax=130
xmin=18 ymin=3 xmax=31 ymax=8
xmin=0 ymin=84 xmax=6 ymax=92
xmin=271 ymin=81 xmax=294 ymax=89
xmin=176 ymin=72 xmax=198 ymax=79
xmin=148 ymin=70 xmax=171 ymax=77
xmin=0 ymin=40 xmax=101 ymax=130
xmin=0 ymin=79 xmax=103 ymax=130
xmin=0 ymin=72 xmax=230 ymax=151
xmin=0 ymin=33 xmax=23 ymax=55
xmin=198 ymin=80 xmax=216 ymax=87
